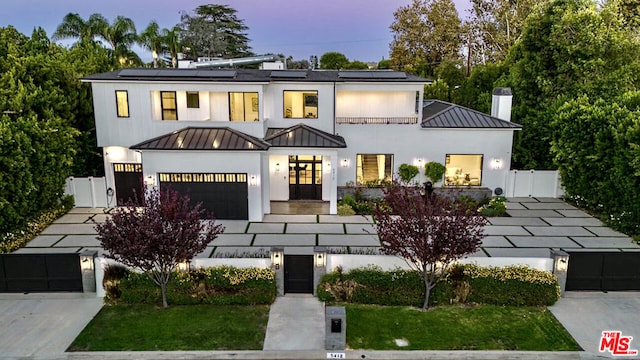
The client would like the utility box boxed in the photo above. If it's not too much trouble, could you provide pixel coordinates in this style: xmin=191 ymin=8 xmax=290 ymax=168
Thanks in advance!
xmin=325 ymin=306 xmax=346 ymax=350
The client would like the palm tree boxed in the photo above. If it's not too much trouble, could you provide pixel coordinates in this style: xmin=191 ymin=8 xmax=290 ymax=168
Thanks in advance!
xmin=97 ymin=16 xmax=137 ymax=64
xmin=52 ymin=13 xmax=107 ymax=45
xmin=161 ymin=26 xmax=181 ymax=68
xmin=139 ymin=21 xmax=164 ymax=68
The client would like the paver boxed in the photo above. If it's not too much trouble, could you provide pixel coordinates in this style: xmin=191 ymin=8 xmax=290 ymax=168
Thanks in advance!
xmin=507 ymin=197 xmax=539 ymax=203
xmin=488 ymin=217 xmax=548 ymax=226
xmin=506 ymin=236 xmax=581 ymax=248
xmin=13 ymin=247 xmax=82 ymax=254
xmin=483 ymin=225 xmax=531 ymax=236
xmin=319 ymin=215 xmax=373 ymax=223
xmin=318 ymin=234 xmax=380 ymax=247
xmin=570 ymin=237 xmax=638 ymax=249
xmin=525 ymin=226 xmax=594 ymax=237
xmin=523 ymin=202 xmax=577 ymax=210
xmin=41 ymin=224 xmax=97 ymax=235
xmin=585 ymin=226 xmax=629 ymax=237
xmin=480 ymin=236 xmax=513 ymax=247
xmin=53 ymin=214 xmax=94 ymax=224
xmin=24 ymin=235 xmax=64 ymax=247
xmin=263 ymin=214 xmax=317 ymax=223
xmin=194 ymin=247 xmax=214 ymax=258
xmin=91 ymin=214 xmax=110 ymax=223
xmin=217 ymin=220 xmax=249 ymax=233
xmin=483 ymin=247 xmax=555 ymax=257
xmin=253 ymin=234 xmax=316 ymax=246
xmin=55 ymin=235 xmax=100 ymax=247
xmin=542 ymin=217 xmax=603 ymax=227
xmin=344 ymin=223 xmax=376 ymax=235
xmin=67 ymin=208 xmax=104 ymax=214
xmin=535 ymin=197 xmax=564 ymax=203
xmin=209 ymin=234 xmax=254 ymax=246
xmin=556 ymin=209 xmax=591 ymax=218
xmin=247 ymin=223 xmax=285 ymax=234
xmin=286 ymin=223 xmax=344 ymax=234
xmin=506 ymin=209 xmax=564 ymax=218
xmin=504 ymin=202 xmax=527 ymax=210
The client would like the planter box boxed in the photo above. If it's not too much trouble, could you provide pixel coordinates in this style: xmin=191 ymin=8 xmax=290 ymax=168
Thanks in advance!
xmin=338 ymin=186 xmax=492 ymax=202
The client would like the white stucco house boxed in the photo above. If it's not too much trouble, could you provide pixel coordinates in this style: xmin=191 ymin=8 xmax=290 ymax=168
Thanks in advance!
xmin=83 ymin=69 xmax=520 ymax=221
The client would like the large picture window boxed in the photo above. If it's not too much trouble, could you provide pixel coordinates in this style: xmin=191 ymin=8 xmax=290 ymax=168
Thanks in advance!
xmin=115 ymin=90 xmax=129 ymax=117
xmin=356 ymin=154 xmax=393 ymax=186
xmin=445 ymin=154 xmax=483 ymax=186
xmin=161 ymin=91 xmax=177 ymax=120
xmin=229 ymin=92 xmax=258 ymax=121
xmin=283 ymin=91 xmax=318 ymax=119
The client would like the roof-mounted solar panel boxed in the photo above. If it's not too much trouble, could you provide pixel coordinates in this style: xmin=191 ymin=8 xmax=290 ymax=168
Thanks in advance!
xmin=119 ymin=69 xmax=161 ymax=77
xmin=338 ymin=71 xmax=407 ymax=79
xmin=195 ymin=70 xmax=237 ymax=78
xmin=270 ymin=70 xmax=307 ymax=78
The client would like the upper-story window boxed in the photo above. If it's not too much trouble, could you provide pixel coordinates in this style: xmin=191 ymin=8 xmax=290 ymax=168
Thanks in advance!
xmin=229 ymin=92 xmax=258 ymax=121
xmin=186 ymin=91 xmax=200 ymax=108
xmin=284 ymin=91 xmax=317 ymax=119
xmin=161 ymin=91 xmax=178 ymax=120
xmin=115 ymin=90 xmax=129 ymax=118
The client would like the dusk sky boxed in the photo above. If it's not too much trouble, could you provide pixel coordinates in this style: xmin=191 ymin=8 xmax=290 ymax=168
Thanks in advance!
xmin=1 ymin=0 xmax=472 ymax=63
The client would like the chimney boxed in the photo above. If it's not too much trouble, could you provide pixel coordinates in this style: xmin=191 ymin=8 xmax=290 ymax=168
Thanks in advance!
xmin=491 ymin=88 xmax=512 ymax=122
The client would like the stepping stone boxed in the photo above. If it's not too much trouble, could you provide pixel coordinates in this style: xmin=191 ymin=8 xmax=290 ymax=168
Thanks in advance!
xmin=480 ymin=236 xmax=513 ymax=247
xmin=54 ymin=214 xmax=94 ymax=224
xmin=488 ymin=217 xmax=547 ymax=226
xmin=209 ymin=234 xmax=254 ymax=246
xmin=525 ymin=226 xmax=594 ymax=237
xmin=505 ymin=202 xmax=527 ymax=210
xmin=523 ymin=202 xmax=577 ymax=210
xmin=263 ymin=215 xmax=317 ymax=223
xmin=506 ymin=210 xmax=564 ymax=218
xmin=585 ymin=227 xmax=629 ymax=237
xmin=286 ymin=223 xmax=344 ymax=234
xmin=319 ymin=234 xmax=380 ymax=247
xmin=216 ymin=220 xmax=249 ymax=233
xmin=319 ymin=215 xmax=373 ymax=223
xmin=41 ymin=224 xmax=97 ymax=235
xmin=542 ymin=217 xmax=603 ymax=226
xmin=507 ymin=197 xmax=539 ymax=203
xmin=56 ymin=235 xmax=100 ymax=247
xmin=25 ymin=235 xmax=64 ymax=247
xmin=247 ymin=223 xmax=284 ymax=234
xmin=344 ymin=223 xmax=376 ymax=235
xmin=506 ymin=236 xmax=581 ymax=248
xmin=253 ymin=234 xmax=315 ymax=246
xmin=483 ymin=225 xmax=530 ymax=236
xmin=13 ymin=247 xmax=81 ymax=254
xmin=556 ymin=209 xmax=591 ymax=218
xmin=571 ymin=237 xmax=639 ymax=249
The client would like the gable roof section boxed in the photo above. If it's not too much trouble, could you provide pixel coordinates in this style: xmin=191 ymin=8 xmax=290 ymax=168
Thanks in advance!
xmin=130 ymin=127 xmax=270 ymax=151
xmin=421 ymin=100 xmax=522 ymax=129
xmin=265 ymin=124 xmax=347 ymax=148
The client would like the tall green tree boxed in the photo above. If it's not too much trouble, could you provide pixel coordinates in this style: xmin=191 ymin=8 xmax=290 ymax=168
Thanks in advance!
xmin=389 ymin=0 xmax=463 ymax=76
xmin=319 ymin=52 xmax=349 ymax=69
xmin=140 ymin=21 xmax=164 ymax=68
xmin=161 ymin=26 xmax=181 ymax=68
xmin=178 ymin=4 xmax=252 ymax=59
xmin=52 ymin=13 xmax=107 ymax=45
xmin=97 ymin=15 xmax=139 ymax=65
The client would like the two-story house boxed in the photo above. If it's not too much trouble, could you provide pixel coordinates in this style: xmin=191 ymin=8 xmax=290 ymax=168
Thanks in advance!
xmin=83 ymin=69 xmax=521 ymax=221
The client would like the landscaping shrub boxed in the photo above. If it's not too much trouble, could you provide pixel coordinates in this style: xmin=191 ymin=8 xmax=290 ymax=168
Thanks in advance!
xmin=478 ymin=196 xmax=507 ymax=217
xmin=424 ymin=161 xmax=446 ymax=184
xmin=318 ymin=264 xmax=559 ymax=307
xmin=337 ymin=204 xmax=356 ymax=216
xmin=116 ymin=266 xmax=276 ymax=306
xmin=398 ymin=163 xmax=420 ymax=184
xmin=103 ymin=264 xmax=131 ymax=302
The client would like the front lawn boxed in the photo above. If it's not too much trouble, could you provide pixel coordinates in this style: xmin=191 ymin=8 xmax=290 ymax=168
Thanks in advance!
xmin=68 ymin=304 xmax=269 ymax=351
xmin=346 ymin=304 xmax=581 ymax=351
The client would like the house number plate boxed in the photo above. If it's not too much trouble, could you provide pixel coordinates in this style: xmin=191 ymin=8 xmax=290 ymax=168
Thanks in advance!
xmin=326 ymin=353 xmax=345 ymax=359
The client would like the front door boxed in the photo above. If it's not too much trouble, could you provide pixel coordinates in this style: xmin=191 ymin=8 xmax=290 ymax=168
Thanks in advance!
xmin=289 ymin=155 xmax=322 ymax=200
xmin=113 ymin=163 xmax=143 ymax=206
xmin=284 ymin=255 xmax=314 ymax=293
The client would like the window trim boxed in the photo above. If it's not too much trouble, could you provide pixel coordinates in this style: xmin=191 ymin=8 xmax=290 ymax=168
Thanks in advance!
xmin=160 ymin=91 xmax=178 ymax=120
xmin=115 ymin=90 xmax=129 ymax=118
xmin=228 ymin=92 xmax=259 ymax=122
xmin=186 ymin=91 xmax=200 ymax=109
xmin=283 ymin=90 xmax=319 ymax=119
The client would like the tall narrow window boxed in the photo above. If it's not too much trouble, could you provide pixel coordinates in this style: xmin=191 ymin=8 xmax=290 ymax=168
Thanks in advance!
xmin=229 ymin=92 xmax=258 ymax=121
xmin=186 ymin=91 xmax=199 ymax=108
xmin=356 ymin=154 xmax=393 ymax=186
xmin=283 ymin=91 xmax=318 ymax=119
xmin=444 ymin=154 xmax=483 ymax=186
xmin=115 ymin=90 xmax=129 ymax=117
xmin=161 ymin=91 xmax=177 ymax=120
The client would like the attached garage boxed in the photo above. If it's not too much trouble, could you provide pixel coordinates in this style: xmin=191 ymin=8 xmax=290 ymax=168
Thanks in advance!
xmin=159 ymin=173 xmax=248 ymax=220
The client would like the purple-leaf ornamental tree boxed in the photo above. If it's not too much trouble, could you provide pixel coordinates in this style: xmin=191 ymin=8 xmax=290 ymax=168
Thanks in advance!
xmin=373 ymin=183 xmax=487 ymax=309
xmin=94 ymin=186 xmax=224 ymax=308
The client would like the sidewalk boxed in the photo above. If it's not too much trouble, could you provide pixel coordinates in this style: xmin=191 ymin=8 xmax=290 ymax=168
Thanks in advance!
xmin=262 ymin=294 xmax=325 ymax=351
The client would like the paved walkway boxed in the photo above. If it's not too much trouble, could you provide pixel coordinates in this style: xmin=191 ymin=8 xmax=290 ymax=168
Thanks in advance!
xmin=16 ymin=198 xmax=640 ymax=259
xmin=263 ymin=294 xmax=325 ymax=351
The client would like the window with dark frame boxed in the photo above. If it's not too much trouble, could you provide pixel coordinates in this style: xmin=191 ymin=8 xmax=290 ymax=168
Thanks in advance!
xmin=186 ymin=91 xmax=199 ymax=108
xmin=115 ymin=90 xmax=129 ymax=117
xmin=161 ymin=91 xmax=177 ymax=120
xmin=229 ymin=92 xmax=259 ymax=121
xmin=356 ymin=154 xmax=393 ymax=186
xmin=283 ymin=90 xmax=318 ymax=119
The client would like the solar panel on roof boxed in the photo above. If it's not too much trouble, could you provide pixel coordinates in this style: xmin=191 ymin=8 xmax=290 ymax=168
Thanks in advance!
xmin=119 ymin=69 xmax=161 ymax=77
xmin=195 ymin=70 xmax=236 ymax=78
xmin=338 ymin=71 xmax=407 ymax=79
xmin=270 ymin=70 xmax=307 ymax=78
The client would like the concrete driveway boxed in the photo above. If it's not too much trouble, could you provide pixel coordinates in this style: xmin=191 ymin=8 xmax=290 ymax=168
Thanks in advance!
xmin=550 ymin=292 xmax=640 ymax=358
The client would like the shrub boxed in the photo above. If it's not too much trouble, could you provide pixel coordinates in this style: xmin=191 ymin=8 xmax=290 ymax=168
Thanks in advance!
xmin=103 ymin=264 xmax=131 ymax=303
xmin=337 ymin=204 xmax=356 ymax=216
xmin=117 ymin=266 xmax=276 ymax=306
xmin=317 ymin=264 xmax=559 ymax=307
xmin=478 ymin=196 xmax=507 ymax=217
xmin=398 ymin=163 xmax=420 ymax=184
xmin=424 ymin=162 xmax=446 ymax=184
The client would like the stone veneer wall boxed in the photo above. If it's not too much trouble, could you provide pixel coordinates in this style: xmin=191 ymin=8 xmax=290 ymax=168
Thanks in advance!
xmin=338 ymin=186 xmax=493 ymax=202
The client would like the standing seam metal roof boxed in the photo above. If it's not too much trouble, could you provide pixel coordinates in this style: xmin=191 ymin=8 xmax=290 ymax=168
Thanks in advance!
xmin=130 ymin=127 xmax=270 ymax=151
xmin=421 ymin=100 xmax=522 ymax=129
xmin=265 ymin=124 xmax=347 ymax=148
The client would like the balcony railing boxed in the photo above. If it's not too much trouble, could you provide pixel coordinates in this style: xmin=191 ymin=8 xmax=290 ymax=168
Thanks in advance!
xmin=336 ymin=116 xmax=418 ymax=124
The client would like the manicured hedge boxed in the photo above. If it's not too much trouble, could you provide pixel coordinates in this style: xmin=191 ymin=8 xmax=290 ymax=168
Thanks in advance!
xmin=318 ymin=264 xmax=560 ymax=307
xmin=108 ymin=266 xmax=276 ymax=306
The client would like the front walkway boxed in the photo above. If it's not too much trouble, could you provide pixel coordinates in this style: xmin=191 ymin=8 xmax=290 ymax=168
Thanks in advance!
xmin=262 ymin=295 xmax=325 ymax=351
xmin=16 ymin=198 xmax=640 ymax=258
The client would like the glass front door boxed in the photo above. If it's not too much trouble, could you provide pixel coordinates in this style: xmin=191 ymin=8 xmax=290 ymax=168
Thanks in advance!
xmin=289 ymin=155 xmax=322 ymax=200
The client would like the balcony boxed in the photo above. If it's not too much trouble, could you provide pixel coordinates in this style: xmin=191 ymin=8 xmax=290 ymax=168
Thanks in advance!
xmin=336 ymin=116 xmax=418 ymax=125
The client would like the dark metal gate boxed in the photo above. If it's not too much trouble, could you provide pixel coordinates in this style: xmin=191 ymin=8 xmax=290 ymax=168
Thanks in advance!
xmin=566 ymin=252 xmax=640 ymax=291
xmin=0 ymin=254 xmax=83 ymax=292
xmin=284 ymin=255 xmax=313 ymax=294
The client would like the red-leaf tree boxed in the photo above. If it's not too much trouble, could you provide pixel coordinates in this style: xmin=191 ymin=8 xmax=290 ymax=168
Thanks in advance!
xmin=373 ymin=183 xmax=487 ymax=309
xmin=95 ymin=186 xmax=224 ymax=307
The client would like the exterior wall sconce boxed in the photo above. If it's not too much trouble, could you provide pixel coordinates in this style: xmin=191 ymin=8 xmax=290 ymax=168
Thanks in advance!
xmin=324 ymin=162 xmax=331 ymax=173
xmin=275 ymin=162 xmax=281 ymax=173
xmin=144 ymin=175 xmax=156 ymax=187
xmin=414 ymin=158 xmax=425 ymax=167
xmin=341 ymin=159 xmax=350 ymax=168
xmin=271 ymin=247 xmax=283 ymax=270
xmin=490 ymin=158 xmax=503 ymax=170
xmin=550 ymin=249 xmax=570 ymax=297
xmin=249 ymin=175 xmax=258 ymax=187
xmin=80 ymin=251 xmax=96 ymax=271
xmin=176 ymin=260 xmax=191 ymax=273
xmin=314 ymin=246 xmax=327 ymax=268
xmin=79 ymin=250 xmax=98 ymax=293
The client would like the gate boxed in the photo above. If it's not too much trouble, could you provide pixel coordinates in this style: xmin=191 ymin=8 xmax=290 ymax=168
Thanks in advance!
xmin=566 ymin=252 xmax=640 ymax=291
xmin=284 ymin=255 xmax=313 ymax=294
xmin=0 ymin=254 xmax=83 ymax=292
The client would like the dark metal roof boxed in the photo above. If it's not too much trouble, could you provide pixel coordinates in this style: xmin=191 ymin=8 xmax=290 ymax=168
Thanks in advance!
xmin=265 ymin=124 xmax=347 ymax=148
xmin=421 ymin=100 xmax=522 ymax=129
xmin=83 ymin=69 xmax=428 ymax=83
xmin=130 ymin=127 xmax=270 ymax=151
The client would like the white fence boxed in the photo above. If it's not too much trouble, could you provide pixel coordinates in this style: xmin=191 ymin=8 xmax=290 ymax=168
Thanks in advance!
xmin=64 ymin=176 xmax=109 ymax=208
xmin=505 ymin=170 xmax=564 ymax=198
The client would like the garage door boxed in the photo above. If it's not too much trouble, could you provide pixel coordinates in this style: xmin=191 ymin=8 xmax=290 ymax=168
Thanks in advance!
xmin=159 ymin=173 xmax=248 ymax=220
xmin=566 ymin=252 xmax=640 ymax=291
xmin=113 ymin=163 xmax=143 ymax=206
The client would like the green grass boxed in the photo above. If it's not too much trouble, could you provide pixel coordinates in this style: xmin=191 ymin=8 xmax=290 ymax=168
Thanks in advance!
xmin=68 ymin=304 xmax=270 ymax=351
xmin=346 ymin=304 xmax=581 ymax=351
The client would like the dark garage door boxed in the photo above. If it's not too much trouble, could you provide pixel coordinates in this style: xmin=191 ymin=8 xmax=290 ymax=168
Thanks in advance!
xmin=0 ymin=254 xmax=83 ymax=292
xmin=566 ymin=252 xmax=640 ymax=291
xmin=113 ymin=163 xmax=143 ymax=206
xmin=284 ymin=255 xmax=313 ymax=294
xmin=159 ymin=173 xmax=248 ymax=220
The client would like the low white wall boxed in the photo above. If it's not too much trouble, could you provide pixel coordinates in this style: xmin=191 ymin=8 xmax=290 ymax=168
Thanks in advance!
xmin=93 ymin=257 xmax=270 ymax=298
xmin=65 ymin=176 xmax=108 ymax=207
xmin=327 ymin=254 xmax=553 ymax=273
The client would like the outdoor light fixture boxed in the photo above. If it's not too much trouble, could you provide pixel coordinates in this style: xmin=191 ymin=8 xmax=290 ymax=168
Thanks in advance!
xmin=341 ymin=159 xmax=350 ymax=168
xmin=80 ymin=257 xmax=93 ymax=271
xmin=324 ymin=161 xmax=331 ymax=173
xmin=249 ymin=175 xmax=258 ymax=187
xmin=271 ymin=247 xmax=283 ymax=270
xmin=551 ymin=249 xmax=570 ymax=273
xmin=490 ymin=158 xmax=504 ymax=170
xmin=414 ymin=158 xmax=425 ymax=167
xmin=176 ymin=260 xmax=191 ymax=273
xmin=314 ymin=246 xmax=327 ymax=268
xmin=275 ymin=162 xmax=281 ymax=173
xmin=144 ymin=175 xmax=156 ymax=187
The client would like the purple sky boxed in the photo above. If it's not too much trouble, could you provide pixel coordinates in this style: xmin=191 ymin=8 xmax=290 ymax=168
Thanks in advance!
xmin=1 ymin=0 xmax=471 ymax=63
